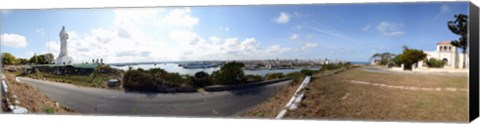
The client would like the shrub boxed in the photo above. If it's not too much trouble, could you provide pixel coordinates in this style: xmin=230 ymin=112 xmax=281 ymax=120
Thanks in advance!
xmin=122 ymin=69 xmax=157 ymax=91
xmin=426 ymin=58 xmax=446 ymax=68
xmin=43 ymin=107 xmax=55 ymax=114
xmin=210 ymin=61 xmax=247 ymax=85
xmin=193 ymin=71 xmax=210 ymax=87
xmin=286 ymin=72 xmax=305 ymax=86
xmin=265 ymin=73 xmax=285 ymax=80
xmin=123 ymin=68 xmax=194 ymax=92
xmin=394 ymin=46 xmax=427 ymax=70
xmin=300 ymin=69 xmax=318 ymax=76
xmin=245 ymin=74 xmax=264 ymax=82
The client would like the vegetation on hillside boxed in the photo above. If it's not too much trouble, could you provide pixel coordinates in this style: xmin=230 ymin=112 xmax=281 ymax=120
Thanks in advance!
xmin=210 ymin=61 xmax=247 ymax=85
xmin=426 ymin=58 xmax=446 ymax=68
xmin=1 ymin=52 xmax=55 ymax=65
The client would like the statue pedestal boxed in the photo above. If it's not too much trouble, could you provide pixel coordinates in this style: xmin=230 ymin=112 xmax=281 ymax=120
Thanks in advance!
xmin=56 ymin=56 xmax=73 ymax=65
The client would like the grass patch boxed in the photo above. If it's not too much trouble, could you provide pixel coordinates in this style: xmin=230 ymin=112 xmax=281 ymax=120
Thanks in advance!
xmin=340 ymin=68 xmax=467 ymax=88
xmin=25 ymin=71 xmax=118 ymax=88
xmin=286 ymin=67 xmax=468 ymax=122
xmin=43 ymin=107 xmax=55 ymax=114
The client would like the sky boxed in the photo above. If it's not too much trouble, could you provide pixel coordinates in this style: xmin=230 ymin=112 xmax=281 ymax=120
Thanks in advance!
xmin=0 ymin=2 xmax=469 ymax=63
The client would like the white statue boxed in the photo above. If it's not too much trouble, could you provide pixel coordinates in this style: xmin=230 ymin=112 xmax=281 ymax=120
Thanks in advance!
xmin=55 ymin=26 xmax=73 ymax=65
xmin=59 ymin=26 xmax=68 ymax=57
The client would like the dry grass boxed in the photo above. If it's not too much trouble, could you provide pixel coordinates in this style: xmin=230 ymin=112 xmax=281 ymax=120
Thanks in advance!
xmin=241 ymin=68 xmax=348 ymax=118
xmin=341 ymin=68 xmax=467 ymax=88
xmin=3 ymin=73 xmax=75 ymax=114
xmin=241 ymin=78 xmax=301 ymax=118
xmin=286 ymin=68 xmax=468 ymax=122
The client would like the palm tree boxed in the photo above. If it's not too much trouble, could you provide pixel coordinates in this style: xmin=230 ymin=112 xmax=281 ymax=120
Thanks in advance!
xmin=448 ymin=14 xmax=468 ymax=68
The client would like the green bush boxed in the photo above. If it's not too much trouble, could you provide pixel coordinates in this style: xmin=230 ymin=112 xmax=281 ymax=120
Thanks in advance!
xmin=265 ymin=73 xmax=285 ymax=80
xmin=394 ymin=46 xmax=427 ymax=70
xmin=245 ymin=74 xmax=264 ymax=82
xmin=43 ymin=107 xmax=55 ymax=114
xmin=122 ymin=68 xmax=193 ymax=92
xmin=426 ymin=58 xmax=446 ymax=68
xmin=193 ymin=71 xmax=210 ymax=87
xmin=210 ymin=61 xmax=247 ymax=85
xmin=300 ymin=69 xmax=318 ymax=76
xmin=286 ymin=72 xmax=305 ymax=86
xmin=122 ymin=69 xmax=158 ymax=91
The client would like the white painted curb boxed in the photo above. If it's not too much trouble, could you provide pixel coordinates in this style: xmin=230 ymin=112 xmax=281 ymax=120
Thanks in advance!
xmin=2 ymin=77 xmax=29 ymax=114
xmin=275 ymin=76 xmax=311 ymax=119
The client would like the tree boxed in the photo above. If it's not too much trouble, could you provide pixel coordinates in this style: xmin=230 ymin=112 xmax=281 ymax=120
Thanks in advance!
xmin=426 ymin=58 xmax=446 ymax=68
xmin=211 ymin=61 xmax=246 ymax=85
xmin=2 ymin=52 xmax=17 ymax=65
xmin=448 ymin=14 xmax=468 ymax=68
xmin=16 ymin=58 xmax=29 ymax=65
xmin=193 ymin=71 xmax=210 ymax=87
xmin=41 ymin=53 xmax=55 ymax=64
xmin=29 ymin=53 xmax=39 ymax=64
xmin=395 ymin=46 xmax=427 ymax=70
xmin=370 ymin=52 xmax=396 ymax=65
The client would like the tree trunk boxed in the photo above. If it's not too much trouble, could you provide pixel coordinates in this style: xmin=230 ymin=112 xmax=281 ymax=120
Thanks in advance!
xmin=462 ymin=49 xmax=467 ymax=69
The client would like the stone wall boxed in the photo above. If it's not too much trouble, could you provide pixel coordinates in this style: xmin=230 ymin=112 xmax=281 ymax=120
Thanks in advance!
xmin=204 ymin=78 xmax=291 ymax=92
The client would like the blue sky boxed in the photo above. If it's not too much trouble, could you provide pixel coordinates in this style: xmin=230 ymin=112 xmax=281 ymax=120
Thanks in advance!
xmin=0 ymin=2 xmax=469 ymax=63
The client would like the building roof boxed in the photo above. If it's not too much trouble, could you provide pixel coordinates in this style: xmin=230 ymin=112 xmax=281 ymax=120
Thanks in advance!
xmin=437 ymin=41 xmax=452 ymax=45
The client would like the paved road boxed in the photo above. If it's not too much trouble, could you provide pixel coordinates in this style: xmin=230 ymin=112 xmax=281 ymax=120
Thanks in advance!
xmin=18 ymin=77 xmax=290 ymax=117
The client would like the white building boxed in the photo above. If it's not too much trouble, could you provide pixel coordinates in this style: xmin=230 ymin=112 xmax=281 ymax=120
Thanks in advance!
xmin=418 ymin=41 xmax=468 ymax=69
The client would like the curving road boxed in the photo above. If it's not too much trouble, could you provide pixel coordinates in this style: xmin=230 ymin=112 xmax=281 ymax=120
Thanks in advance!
xmin=18 ymin=77 xmax=290 ymax=117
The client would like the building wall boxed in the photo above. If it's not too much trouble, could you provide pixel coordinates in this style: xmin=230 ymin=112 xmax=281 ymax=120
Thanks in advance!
xmin=422 ymin=44 xmax=468 ymax=69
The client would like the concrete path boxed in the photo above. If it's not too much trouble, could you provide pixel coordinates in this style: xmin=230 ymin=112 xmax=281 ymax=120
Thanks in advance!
xmin=18 ymin=77 xmax=290 ymax=117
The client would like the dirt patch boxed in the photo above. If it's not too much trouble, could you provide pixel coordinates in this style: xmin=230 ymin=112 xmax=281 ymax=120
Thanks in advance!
xmin=3 ymin=73 xmax=75 ymax=114
xmin=285 ymin=68 xmax=468 ymax=122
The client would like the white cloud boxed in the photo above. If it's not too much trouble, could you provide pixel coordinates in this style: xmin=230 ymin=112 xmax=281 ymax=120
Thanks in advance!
xmin=225 ymin=27 xmax=230 ymax=31
xmin=266 ymin=45 xmax=292 ymax=55
xmin=1 ymin=33 xmax=28 ymax=48
xmin=301 ymin=42 xmax=319 ymax=50
xmin=35 ymin=28 xmax=45 ymax=35
xmin=45 ymin=41 xmax=60 ymax=58
xmin=208 ymin=36 xmax=221 ymax=44
xmin=289 ymin=33 xmax=299 ymax=40
xmin=113 ymin=8 xmax=162 ymax=24
xmin=169 ymin=29 xmax=203 ymax=46
xmin=440 ymin=4 xmax=450 ymax=13
xmin=361 ymin=24 xmax=371 ymax=32
xmin=155 ymin=7 xmax=199 ymax=28
xmin=274 ymin=12 xmax=291 ymax=24
xmin=376 ymin=21 xmax=405 ymax=37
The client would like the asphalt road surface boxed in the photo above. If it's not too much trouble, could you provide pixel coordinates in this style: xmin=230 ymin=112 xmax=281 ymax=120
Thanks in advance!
xmin=18 ymin=77 xmax=290 ymax=117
